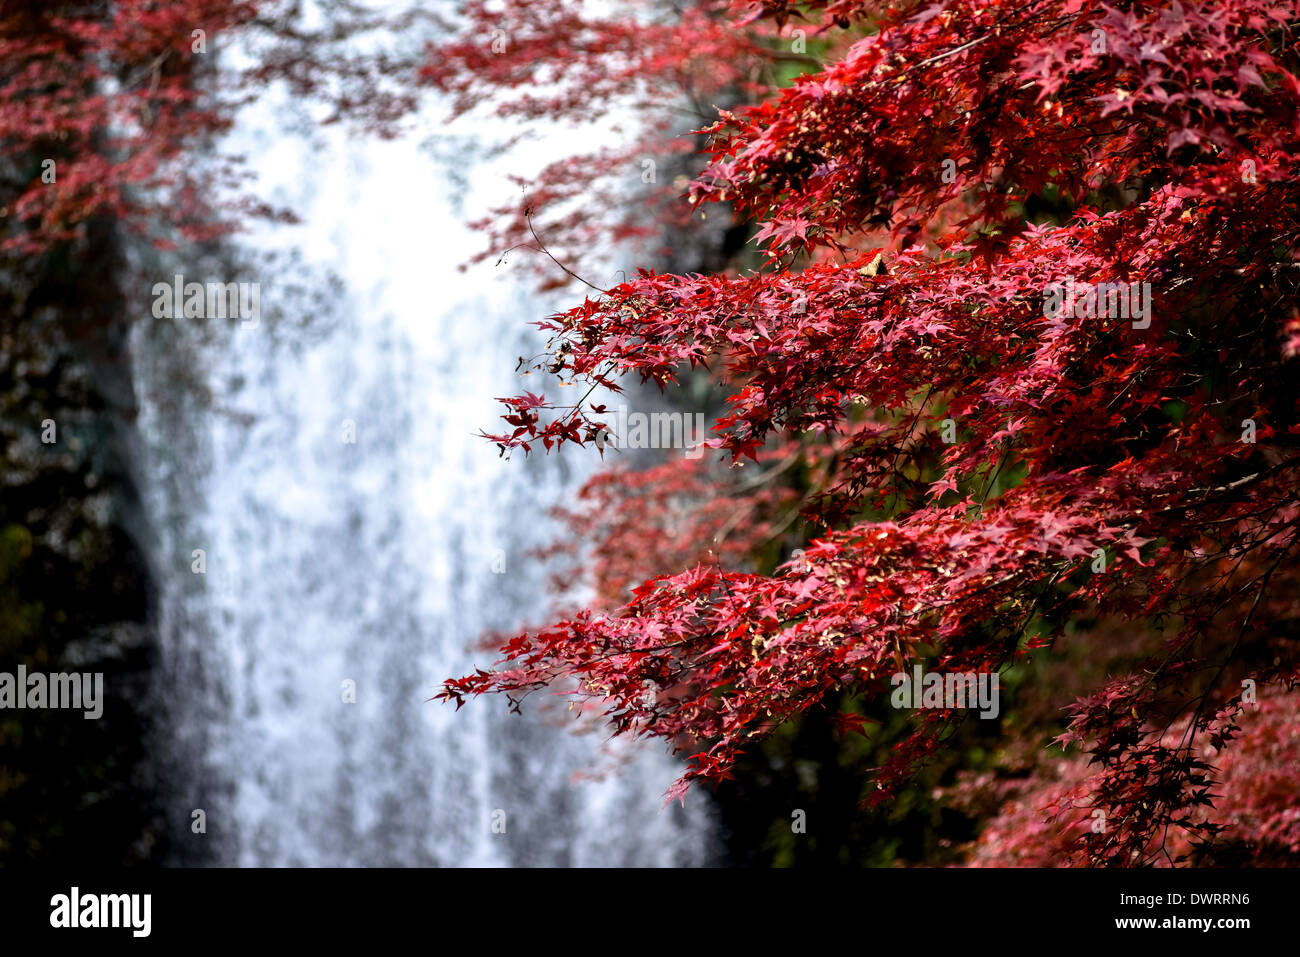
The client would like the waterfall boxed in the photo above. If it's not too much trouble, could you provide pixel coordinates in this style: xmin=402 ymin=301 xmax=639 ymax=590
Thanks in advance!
xmin=128 ymin=28 xmax=717 ymax=867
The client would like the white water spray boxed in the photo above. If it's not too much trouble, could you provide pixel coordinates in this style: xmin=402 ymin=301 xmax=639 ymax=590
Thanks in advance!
xmin=129 ymin=18 xmax=716 ymax=866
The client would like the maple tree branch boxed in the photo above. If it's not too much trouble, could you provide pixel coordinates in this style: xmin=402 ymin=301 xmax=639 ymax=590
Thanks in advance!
xmin=522 ymin=210 xmax=608 ymax=294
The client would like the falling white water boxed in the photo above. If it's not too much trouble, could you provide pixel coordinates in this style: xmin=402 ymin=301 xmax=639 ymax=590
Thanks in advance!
xmin=129 ymin=17 xmax=717 ymax=866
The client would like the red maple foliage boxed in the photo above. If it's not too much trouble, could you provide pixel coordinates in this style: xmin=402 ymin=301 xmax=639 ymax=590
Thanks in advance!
xmin=438 ymin=0 xmax=1300 ymax=866
xmin=418 ymin=0 xmax=813 ymax=287
xmin=960 ymin=685 xmax=1300 ymax=866
xmin=2 ymin=1 xmax=435 ymax=257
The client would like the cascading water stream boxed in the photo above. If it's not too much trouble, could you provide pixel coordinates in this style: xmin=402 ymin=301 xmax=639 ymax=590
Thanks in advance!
xmin=128 ymin=28 xmax=717 ymax=867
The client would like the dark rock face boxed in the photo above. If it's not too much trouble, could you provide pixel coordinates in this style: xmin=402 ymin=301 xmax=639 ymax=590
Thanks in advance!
xmin=0 ymin=217 xmax=168 ymax=866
